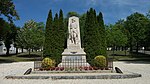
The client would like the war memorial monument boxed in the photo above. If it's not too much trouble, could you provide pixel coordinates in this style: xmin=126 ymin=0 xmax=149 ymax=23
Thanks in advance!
xmin=58 ymin=16 xmax=90 ymax=67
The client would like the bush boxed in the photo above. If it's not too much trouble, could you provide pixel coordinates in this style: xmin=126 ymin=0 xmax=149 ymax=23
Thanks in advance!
xmin=42 ymin=57 xmax=55 ymax=68
xmin=94 ymin=55 xmax=107 ymax=68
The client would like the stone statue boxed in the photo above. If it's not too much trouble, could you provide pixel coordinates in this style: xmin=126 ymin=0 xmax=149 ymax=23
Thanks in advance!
xmin=70 ymin=19 xmax=78 ymax=44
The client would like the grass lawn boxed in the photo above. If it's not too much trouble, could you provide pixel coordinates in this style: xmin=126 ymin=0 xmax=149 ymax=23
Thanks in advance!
xmin=0 ymin=51 xmax=150 ymax=63
xmin=0 ymin=52 xmax=42 ymax=63
xmin=107 ymin=50 xmax=150 ymax=61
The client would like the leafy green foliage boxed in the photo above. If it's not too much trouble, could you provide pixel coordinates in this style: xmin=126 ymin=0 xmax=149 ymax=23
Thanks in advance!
xmin=44 ymin=10 xmax=53 ymax=56
xmin=83 ymin=8 xmax=107 ymax=62
xmin=79 ymin=14 xmax=86 ymax=47
xmin=16 ymin=20 xmax=44 ymax=55
xmin=97 ymin=12 xmax=107 ymax=56
xmin=42 ymin=57 xmax=56 ymax=68
xmin=106 ymin=23 xmax=128 ymax=47
xmin=0 ymin=18 xmax=10 ymax=40
xmin=67 ymin=12 xmax=79 ymax=18
xmin=124 ymin=12 xmax=149 ymax=52
xmin=94 ymin=55 xmax=107 ymax=67
xmin=44 ymin=9 xmax=65 ymax=64
xmin=0 ymin=17 xmax=18 ymax=55
xmin=0 ymin=20 xmax=17 ymax=55
xmin=146 ymin=10 xmax=150 ymax=19
xmin=0 ymin=0 xmax=19 ymax=22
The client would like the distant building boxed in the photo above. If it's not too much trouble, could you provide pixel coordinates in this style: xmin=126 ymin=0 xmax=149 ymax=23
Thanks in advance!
xmin=0 ymin=41 xmax=27 ymax=54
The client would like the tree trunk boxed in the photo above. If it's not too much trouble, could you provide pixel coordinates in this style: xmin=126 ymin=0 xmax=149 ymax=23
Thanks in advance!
xmin=115 ymin=46 xmax=117 ymax=51
xmin=113 ymin=45 xmax=115 ymax=60
xmin=144 ymin=46 xmax=146 ymax=54
xmin=130 ymin=43 xmax=133 ymax=52
xmin=125 ymin=46 xmax=127 ymax=56
xmin=32 ymin=48 xmax=33 ymax=52
xmin=136 ymin=42 xmax=139 ymax=53
xmin=122 ymin=46 xmax=124 ymax=51
xmin=6 ymin=47 xmax=10 ymax=55
xmin=16 ymin=47 xmax=18 ymax=54
xmin=29 ymin=48 xmax=31 ymax=56
xmin=21 ymin=47 xmax=23 ymax=53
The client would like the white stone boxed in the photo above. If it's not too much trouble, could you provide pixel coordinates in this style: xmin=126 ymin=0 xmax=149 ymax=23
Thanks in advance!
xmin=58 ymin=16 xmax=90 ymax=67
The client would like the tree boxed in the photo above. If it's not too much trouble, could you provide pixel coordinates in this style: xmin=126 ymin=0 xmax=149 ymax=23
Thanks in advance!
xmin=15 ymin=27 xmax=24 ymax=53
xmin=0 ymin=0 xmax=19 ymax=22
xmin=97 ymin=12 xmax=107 ymax=56
xmin=16 ymin=20 xmax=44 ymax=56
xmin=146 ymin=10 xmax=150 ymax=19
xmin=44 ymin=9 xmax=66 ymax=64
xmin=83 ymin=8 xmax=102 ymax=63
xmin=115 ymin=20 xmax=128 ymax=54
xmin=83 ymin=8 xmax=107 ymax=64
xmin=3 ymin=23 xmax=17 ymax=55
xmin=79 ymin=13 xmax=86 ymax=47
xmin=106 ymin=24 xmax=128 ymax=55
xmin=52 ymin=13 xmax=60 ymax=63
xmin=44 ymin=10 xmax=53 ymax=56
xmin=0 ymin=0 xmax=19 ymax=46
xmin=124 ymin=12 xmax=149 ymax=52
xmin=0 ymin=19 xmax=17 ymax=55
xmin=145 ymin=10 xmax=150 ymax=50
xmin=0 ymin=18 xmax=8 ymax=40
xmin=57 ymin=9 xmax=65 ymax=63
xmin=0 ymin=19 xmax=18 ymax=56
xmin=32 ymin=22 xmax=45 ymax=51
xmin=106 ymin=24 xmax=114 ymax=47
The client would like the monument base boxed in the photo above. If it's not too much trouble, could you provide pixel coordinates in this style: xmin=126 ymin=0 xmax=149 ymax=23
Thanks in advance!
xmin=58 ymin=56 xmax=90 ymax=67
xmin=58 ymin=48 xmax=90 ymax=67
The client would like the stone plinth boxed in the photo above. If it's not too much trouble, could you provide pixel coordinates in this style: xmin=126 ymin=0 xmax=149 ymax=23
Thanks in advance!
xmin=58 ymin=48 xmax=90 ymax=67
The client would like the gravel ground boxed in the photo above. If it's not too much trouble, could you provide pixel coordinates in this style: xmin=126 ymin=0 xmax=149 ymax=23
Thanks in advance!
xmin=0 ymin=61 xmax=150 ymax=84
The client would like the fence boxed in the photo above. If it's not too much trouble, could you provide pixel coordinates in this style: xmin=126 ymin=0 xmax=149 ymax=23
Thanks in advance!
xmin=34 ymin=58 xmax=113 ymax=71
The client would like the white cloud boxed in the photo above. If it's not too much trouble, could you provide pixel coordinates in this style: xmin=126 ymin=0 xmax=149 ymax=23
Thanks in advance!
xmin=86 ymin=0 xmax=99 ymax=6
xmin=110 ymin=0 xmax=137 ymax=6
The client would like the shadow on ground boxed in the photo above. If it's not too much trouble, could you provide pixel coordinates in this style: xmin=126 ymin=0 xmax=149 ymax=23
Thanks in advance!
xmin=0 ymin=54 xmax=42 ymax=64
xmin=108 ymin=51 xmax=150 ymax=64
xmin=17 ymin=54 xmax=41 ymax=58
xmin=123 ymin=61 xmax=150 ymax=64
xmin=0 ymin=59 xmax=15 ymax=63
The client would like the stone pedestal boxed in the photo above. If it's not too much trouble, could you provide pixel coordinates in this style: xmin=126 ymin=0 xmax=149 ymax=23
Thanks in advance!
xmin=58 ymin=48 xmax=90 ymax=67
xmin=58 ymin=16 xmax=90 ymax=67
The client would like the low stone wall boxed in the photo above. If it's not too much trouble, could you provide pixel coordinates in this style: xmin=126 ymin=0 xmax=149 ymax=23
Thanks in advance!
xmin=32 ymin=70 xmax=113 ymax=74
xmin=5 ymin=72 xmax=141 ymax=79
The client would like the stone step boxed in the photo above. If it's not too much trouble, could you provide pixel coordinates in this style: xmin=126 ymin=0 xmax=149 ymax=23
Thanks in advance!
xmin=5 ymin=72 xmax=142 ymax=79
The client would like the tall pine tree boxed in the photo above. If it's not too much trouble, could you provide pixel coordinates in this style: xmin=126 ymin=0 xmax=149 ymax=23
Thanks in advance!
xmin=83 ymin=8 xmax=107 ymax=64
xmin=52 ymin=13 xmax=59 ymax=63
xmin=44 ymin=9 xmax=65 ymax=64
xmin=44 ymin=10 xmax=53 ymax=57
xmin=58 ymin=9 xmax=65 ymax=54
xmin=58 ymin=9 xmax=65 ymax=48
xmin=56 ymin=9 xmax=65 ymax=63
xmin=97 ymin=12 xmax=107 ymax=56
xmin=83 ymin=8 xmax=101 ymax=62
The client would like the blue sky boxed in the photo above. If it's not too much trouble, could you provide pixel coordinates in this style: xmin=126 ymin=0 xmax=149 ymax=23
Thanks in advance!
xmin=13 ymin=0 xmax=150 ymax=27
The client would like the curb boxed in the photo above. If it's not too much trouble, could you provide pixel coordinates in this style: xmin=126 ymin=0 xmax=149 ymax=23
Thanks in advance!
xmin=5 ymin=73 xmax=141 ymax=79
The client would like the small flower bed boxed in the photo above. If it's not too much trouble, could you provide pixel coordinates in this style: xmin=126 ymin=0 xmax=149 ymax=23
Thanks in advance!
xmin=39 ymin=66 xmax=110 ymax=71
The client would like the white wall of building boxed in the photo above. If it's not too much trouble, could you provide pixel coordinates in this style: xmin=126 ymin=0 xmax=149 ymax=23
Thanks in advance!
xmin=0 ymin=41 xmax=27 ymax=54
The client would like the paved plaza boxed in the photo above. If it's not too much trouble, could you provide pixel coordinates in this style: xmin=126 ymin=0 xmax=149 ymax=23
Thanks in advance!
xmin=0 ymin=61 xmax=150 ymax=84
